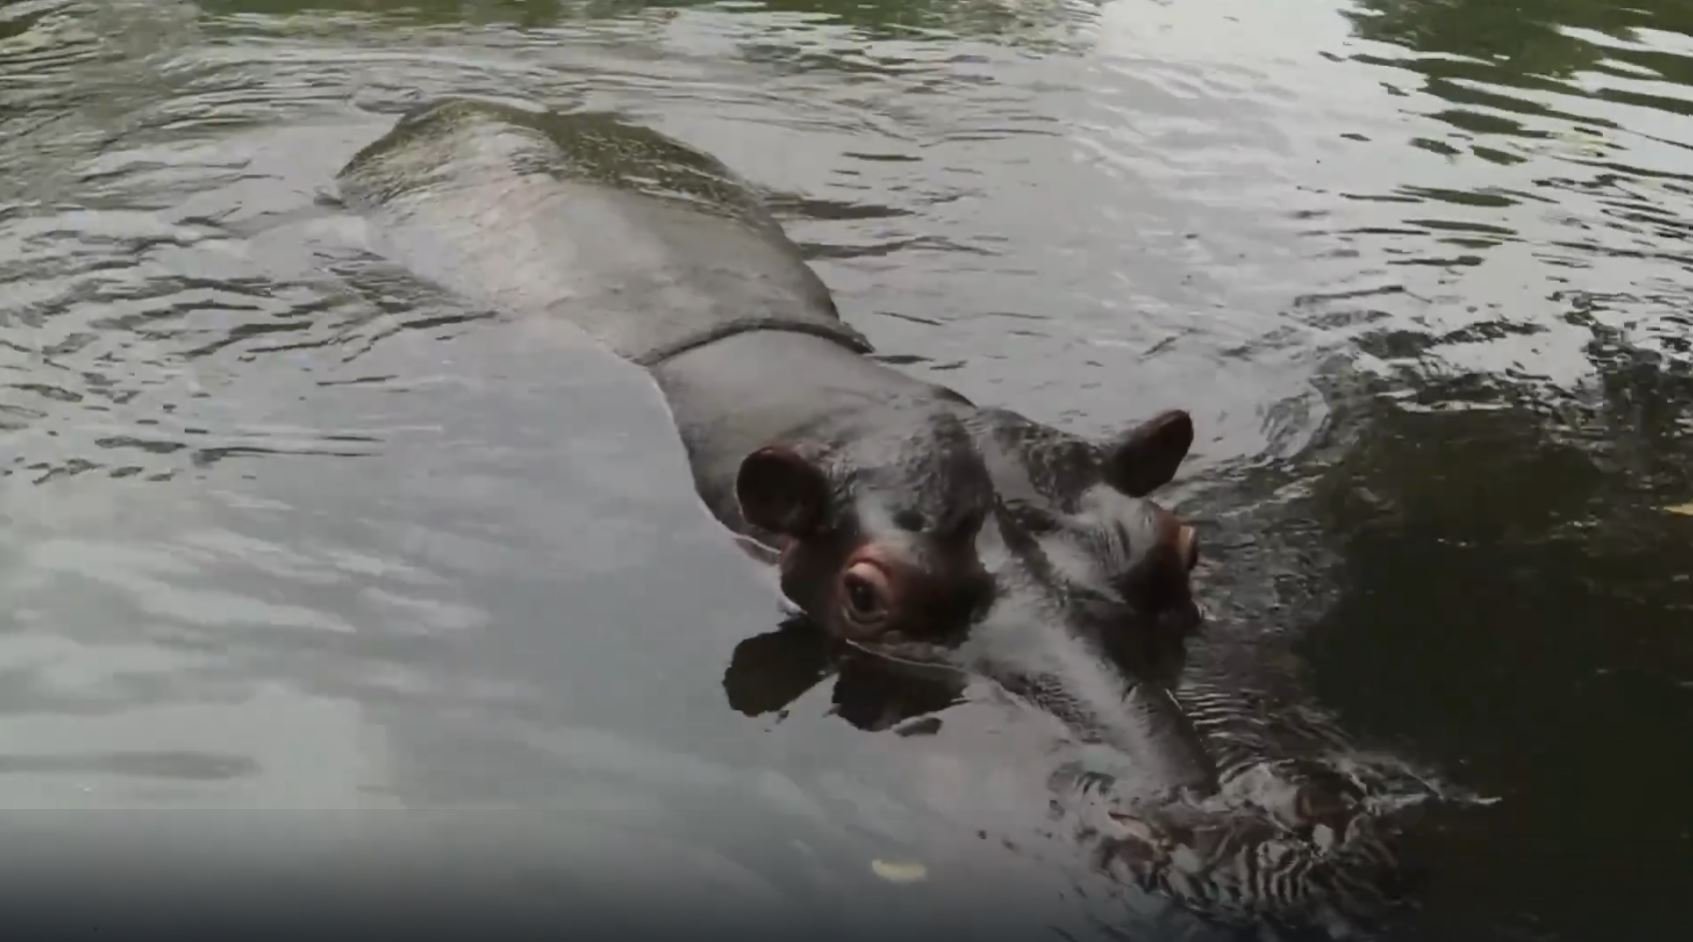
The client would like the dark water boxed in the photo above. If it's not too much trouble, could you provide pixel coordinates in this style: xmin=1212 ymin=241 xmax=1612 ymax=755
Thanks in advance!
xmin=2 ymin=0 xmax=1689 ymax=938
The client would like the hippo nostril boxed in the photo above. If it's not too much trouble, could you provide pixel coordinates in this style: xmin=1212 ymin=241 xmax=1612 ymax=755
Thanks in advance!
xmin=1177 ymin=525 xmax=1199 ymax=571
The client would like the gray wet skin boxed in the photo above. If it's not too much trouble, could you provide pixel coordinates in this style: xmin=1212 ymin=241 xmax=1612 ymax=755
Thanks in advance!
xmin=338 ymin=99 xmax=1215 ymax=797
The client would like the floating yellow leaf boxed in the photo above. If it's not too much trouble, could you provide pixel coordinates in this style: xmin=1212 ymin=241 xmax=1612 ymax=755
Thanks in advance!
xmin=870 ymin=859 xmax=928 ymax=883
xmin=1663 ymin=502 xmax=1693 ymax=516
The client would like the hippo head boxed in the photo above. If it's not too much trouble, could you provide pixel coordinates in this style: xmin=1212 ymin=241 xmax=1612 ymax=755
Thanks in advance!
xmin=735 ymin=405 xmax=1215 ymax=793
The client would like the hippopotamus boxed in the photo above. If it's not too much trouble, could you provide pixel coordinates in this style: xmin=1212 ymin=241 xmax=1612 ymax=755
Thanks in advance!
xmin=334 ymin=99 xmax=1464 ymax=936
xmin=336 ymin=98 xmax=1218 ymax=798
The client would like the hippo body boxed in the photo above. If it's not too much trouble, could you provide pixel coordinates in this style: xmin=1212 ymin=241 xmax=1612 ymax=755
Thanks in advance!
xmin=337 ymin=100 xmax=1418 ymax=934
xmin=338 ymin=98 xmax=1213 ymax=791
xmin=337 ymin=103 xmax=871 ymax=368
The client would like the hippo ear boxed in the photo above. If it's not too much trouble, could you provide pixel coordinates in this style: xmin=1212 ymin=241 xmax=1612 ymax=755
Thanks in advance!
xmin=736 ymin=445 xmax=830 ymax=536
xmin=1103 ymin=410 xmax=1194 ymax=497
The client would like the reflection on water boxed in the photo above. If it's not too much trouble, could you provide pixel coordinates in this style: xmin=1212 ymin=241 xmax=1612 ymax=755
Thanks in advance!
xmin=1 ymin=0 xmax=1689 ymax=938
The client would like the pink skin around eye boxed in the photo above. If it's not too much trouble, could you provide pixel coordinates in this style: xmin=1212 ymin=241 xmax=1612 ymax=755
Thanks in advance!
xmin=837 ymin=549 xmax=901 ymax=638
xmin=842 ymin=557 xmax=893 ymax=605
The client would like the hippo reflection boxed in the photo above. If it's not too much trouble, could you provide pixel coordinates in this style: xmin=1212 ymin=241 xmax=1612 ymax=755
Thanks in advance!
xmin=337 ymin=99 xmax=1426 ymax=933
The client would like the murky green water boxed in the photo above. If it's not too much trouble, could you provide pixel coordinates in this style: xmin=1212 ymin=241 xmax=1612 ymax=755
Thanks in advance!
xmin=2 ymin=0 xmax=1689 ymax=938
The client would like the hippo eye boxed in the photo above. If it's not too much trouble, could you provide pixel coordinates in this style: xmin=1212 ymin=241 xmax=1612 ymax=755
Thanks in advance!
xmin=893 ymin=509 xmax=926 ymax=532
xmin=840 ymin=560 xmax=892 ymax=629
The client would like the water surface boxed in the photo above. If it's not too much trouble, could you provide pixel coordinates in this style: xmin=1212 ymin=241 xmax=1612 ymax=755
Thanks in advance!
xmin=1 ymin=0 xmax=1689 ymax=938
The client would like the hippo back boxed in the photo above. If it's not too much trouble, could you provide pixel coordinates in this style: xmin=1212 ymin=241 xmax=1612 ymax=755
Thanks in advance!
xmin=337 ymin=99 xmax=871 ymax=366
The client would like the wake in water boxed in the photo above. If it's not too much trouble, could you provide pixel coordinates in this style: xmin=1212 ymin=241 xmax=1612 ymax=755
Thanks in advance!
xmin=1058 ymin=677 xmax=1494 ymax=939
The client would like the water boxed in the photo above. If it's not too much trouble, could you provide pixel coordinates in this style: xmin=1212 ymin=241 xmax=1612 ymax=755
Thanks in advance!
xmin=1 ymin=0 xmax=1689 ymax=937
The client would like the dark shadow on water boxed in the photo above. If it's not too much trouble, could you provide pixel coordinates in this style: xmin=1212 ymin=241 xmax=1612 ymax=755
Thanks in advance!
xmin=1265 ymin=340 xmax=1693 ymax=939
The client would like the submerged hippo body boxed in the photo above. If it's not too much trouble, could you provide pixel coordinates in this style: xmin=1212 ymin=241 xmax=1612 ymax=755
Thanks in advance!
xmin=338 ymin=100 xmax=1422 ymax=932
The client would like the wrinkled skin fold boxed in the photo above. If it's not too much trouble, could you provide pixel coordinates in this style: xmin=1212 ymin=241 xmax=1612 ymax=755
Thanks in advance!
xmin=337 ymin=99 xmax=1443 ymax=935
